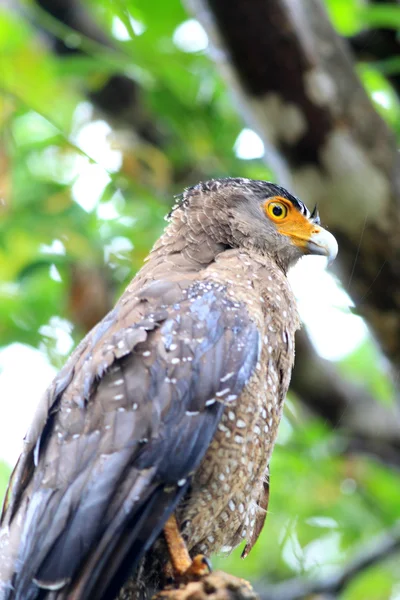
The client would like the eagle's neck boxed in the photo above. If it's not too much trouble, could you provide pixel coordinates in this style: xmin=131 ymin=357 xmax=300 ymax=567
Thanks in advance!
xmin=139 ymin=217 xmax=230 ymax=281
xmin=210 ymin=248 xmax=300 ymax=328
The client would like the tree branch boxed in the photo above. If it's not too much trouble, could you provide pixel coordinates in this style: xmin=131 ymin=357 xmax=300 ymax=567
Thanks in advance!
xmin=118 ymin=525 xmax=400 ymax=600
xmin=120 ymin=571 xmax=259 ymax=600
xmin=256 ymin=523 xmax=400 ymax=600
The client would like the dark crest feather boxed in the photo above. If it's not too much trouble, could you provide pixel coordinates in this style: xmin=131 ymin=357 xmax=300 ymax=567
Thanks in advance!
xmin=167 ymin=178 xmax=311 ymax=219
xmin=311 ymin=204 xmax=320 ymax=225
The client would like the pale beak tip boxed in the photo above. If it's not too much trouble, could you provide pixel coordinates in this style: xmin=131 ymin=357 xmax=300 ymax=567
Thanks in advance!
xmin=307 ymin=228 xmax=338 ymax=266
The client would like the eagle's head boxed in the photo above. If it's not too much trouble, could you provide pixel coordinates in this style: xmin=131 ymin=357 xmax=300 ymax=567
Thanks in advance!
xmin=170 ymin=177 xmax=337 ymax=272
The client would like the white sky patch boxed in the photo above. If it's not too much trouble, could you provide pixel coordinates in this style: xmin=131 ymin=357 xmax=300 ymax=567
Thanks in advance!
xmin=27 ymin=146 xmax=82 ymax=185
xmin=74 ymin=120 xmax=122 ymax=172
xmin=72 ymin=162 xmax=111 ymax=212
xmin=104 ymin=236 xmax=134 ymax=266
xmin=72 ymin=102 xmax=94 ymax=131
xmin=97 ymin=189 xmax=126 ymax=221
xmin=0 ymin=344 xmax=56 ymax=466
xmin=173 ymin=19 xmax=208 ymax=53
xmin=234 ymin=128 xmax=265 ymax=160
xmin=372 ymin=90 xmax=391 ymax=109
xmin=288 ymin=257 xmax=367 ymax=361
xmin=49 ymin=264 xmax=62 ymax=282
xmin=39 ymin=239 xmax=66 ymax=255
xmin=302 ymin=531 xmax=343 ymax=574
xmin=97 ymin=200 xmax=120 ymax=221
xmin=70 ymin=120 xmax=122 ymax=212
xmin=112 ymin=15 xmax=146 ymax=40
xmin=39 ymin=316 xmax=75 ymax=356
xmin=279 ymin=519 xmax=343 ymax=575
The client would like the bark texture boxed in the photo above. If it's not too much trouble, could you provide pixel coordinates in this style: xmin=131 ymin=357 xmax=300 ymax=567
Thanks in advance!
xmin=152 ymin=572 xmax=258 ymax=600
xmin=187 ymin=0 xmax=400 ymax=371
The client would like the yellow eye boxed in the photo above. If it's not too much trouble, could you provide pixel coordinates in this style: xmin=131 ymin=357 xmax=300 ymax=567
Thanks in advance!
xmin=267 ymin=201 xmax=288 ymax=220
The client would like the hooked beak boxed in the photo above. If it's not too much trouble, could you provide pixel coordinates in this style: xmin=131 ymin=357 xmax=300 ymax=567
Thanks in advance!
xmin=306 ymin=227 xmax=338 ymax=265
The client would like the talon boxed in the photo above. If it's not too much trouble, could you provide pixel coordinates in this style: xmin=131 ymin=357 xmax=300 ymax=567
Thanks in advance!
xmin=183 ymin=554 xmax=212 ymax=578
xmin=163 ymin=515 xmax=212 ymax=582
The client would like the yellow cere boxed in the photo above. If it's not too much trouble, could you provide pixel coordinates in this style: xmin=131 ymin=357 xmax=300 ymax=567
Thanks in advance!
xmin=264 ymin=196 xmax=320 ymax=249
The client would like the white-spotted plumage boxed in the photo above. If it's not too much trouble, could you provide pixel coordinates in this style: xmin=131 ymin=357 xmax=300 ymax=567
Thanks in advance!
xmin=0 ymin=178 xmax=334 ymax=600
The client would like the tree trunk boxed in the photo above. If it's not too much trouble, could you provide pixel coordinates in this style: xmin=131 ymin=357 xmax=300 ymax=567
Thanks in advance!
xmin=187 ymin=0 xmax=400 ymax=371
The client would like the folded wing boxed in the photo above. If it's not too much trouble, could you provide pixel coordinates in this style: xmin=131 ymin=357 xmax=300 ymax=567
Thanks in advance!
xmin=0 ymin=279 xmax=260 ymax=600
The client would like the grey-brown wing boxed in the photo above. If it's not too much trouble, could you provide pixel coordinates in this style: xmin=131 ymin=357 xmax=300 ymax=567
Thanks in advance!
xmin=0 ymin=283 xmax=259 ymax=600
xmin=1 ymin=280 xmax=260 ymax=600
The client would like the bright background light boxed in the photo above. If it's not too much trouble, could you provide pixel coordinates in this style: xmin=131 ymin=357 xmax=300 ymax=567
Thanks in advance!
xmin=288 ymin=257 xmax=367 ymax=361
xmin=0 ymin=345 xmax=56 ymax=466
xmin=234 ymin=129 xmax=265 ymax=160
xmin=173 ymin=19 xmax=208 ymax=53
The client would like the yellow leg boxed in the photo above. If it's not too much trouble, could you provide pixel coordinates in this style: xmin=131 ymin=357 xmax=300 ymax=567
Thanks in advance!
xmin=163 ymin=515 xmax=211 ymax=579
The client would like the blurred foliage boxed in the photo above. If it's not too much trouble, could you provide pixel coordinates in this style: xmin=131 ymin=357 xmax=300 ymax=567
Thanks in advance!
xmin=338 ymin=340 xmax=395 ymax=405
xmin=0 ymin=461 xmax=10 ymax=503
xmin=0 ymin=0 xmax=399 ymax=597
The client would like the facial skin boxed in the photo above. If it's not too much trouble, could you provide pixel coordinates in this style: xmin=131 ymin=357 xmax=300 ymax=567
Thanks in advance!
xmin=263 ymin=195 xmax=338 ymax=264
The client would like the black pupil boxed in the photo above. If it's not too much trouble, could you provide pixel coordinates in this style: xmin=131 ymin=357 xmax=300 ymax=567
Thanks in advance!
xmin=272 ymin=205 xmax=283 ymax=217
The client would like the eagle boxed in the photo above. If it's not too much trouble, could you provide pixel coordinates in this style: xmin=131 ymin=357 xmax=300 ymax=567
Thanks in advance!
xmin=0 ymin=178 xmax=337 ymax=600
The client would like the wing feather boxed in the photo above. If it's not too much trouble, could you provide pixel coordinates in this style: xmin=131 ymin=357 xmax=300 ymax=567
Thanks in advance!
xmin=0 ymin=279 xmax=260 ymax=600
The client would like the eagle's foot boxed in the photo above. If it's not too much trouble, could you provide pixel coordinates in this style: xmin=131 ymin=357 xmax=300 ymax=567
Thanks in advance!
xmin=163 ymin=515 xmax=211 ymax=581
xmin=180 ymin=554 xmax=212 ymax=581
